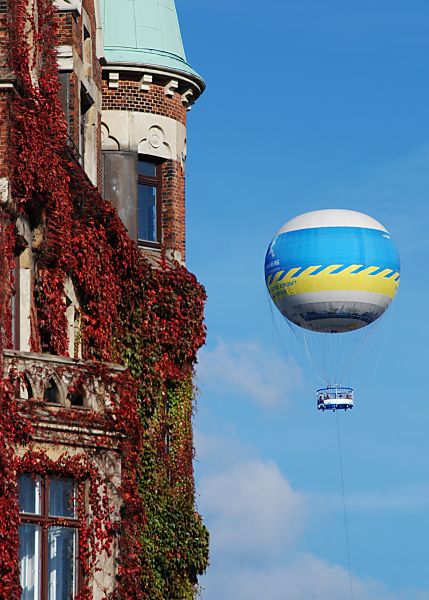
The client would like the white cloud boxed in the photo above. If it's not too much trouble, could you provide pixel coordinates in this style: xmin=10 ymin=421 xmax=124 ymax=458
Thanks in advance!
xmin=194 ymin=431 xmax=257 ymax=472
xmin=197 ymin=338 xmax=302 ymax=408
xmin=199 ymin=459 xmax=306 ymax=559
xmin=201 ymin=554 xmax=429 ymax=600
xmin=196 ymin=434 xmax=429 ymax=600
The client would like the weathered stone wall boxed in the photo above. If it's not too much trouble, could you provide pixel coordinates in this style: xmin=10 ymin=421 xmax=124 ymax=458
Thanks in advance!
xmin=8 ymin=349 xmax=124 ymax=600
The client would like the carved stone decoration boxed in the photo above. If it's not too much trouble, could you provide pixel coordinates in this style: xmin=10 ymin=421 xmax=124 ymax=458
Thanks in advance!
xmin=181 ymin=88 xmax=194 ymax=107
xmin=102 ymin=110 xmax=186 ymax=162
xmin=140 ymin=74 xmax=153 ymax=91
xmin=148 ymin=126 xmax=164 ymax=149
xmin=0 ymin=177 xmax=9 ymax=204
xmin=101 ymin=123 xmax=120 ymax=151
xmin=108 ymin=72 xmax=119 ymax=89
xmin=5 ymin=349 xmax=124 ymax=412
xmin=164 ymin=79 xmax=179 ymax=98
xmin=54 ymin=0 xmax=82 ymax=12
xmin=139 ymin=124 xmax=171 ymax=158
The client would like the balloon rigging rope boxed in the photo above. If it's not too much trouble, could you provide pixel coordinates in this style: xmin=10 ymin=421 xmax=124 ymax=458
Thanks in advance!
xmin=303 ymin=330 xmax=325 ymax=385
xmin=360 ymin=306 xmax=394 ymax=397
xmin=336 ymin=411 xmax=355 ymax=600
xmin=266 ymin=294 xmax=296 ymax=366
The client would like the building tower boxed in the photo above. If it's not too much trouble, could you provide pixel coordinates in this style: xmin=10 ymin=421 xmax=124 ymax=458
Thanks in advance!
xmin=100 ymin=0 xmax=205 ymax=262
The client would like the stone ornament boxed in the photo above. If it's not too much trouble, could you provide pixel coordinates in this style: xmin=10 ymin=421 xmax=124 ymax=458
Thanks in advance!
xmin=101 ymin=111 xmax=186 ymax=163
xmin=0 ymin=177 xmax=9 ymax=204
xmin=54 ymin=0 xmax=82 ymax=12
xmin=101 ymin=123 xmax=120 ymax=151
xmin=148 ymin=126 xmax=164 ymax=149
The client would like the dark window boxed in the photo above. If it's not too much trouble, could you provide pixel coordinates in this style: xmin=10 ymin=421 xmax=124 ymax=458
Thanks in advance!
xmin=80 ymin=85 xmax=93 ymax=166
xmin=43 ymin=379 xmax=61 ymax=405
xmin=58 ymin=73 xmax=70 ymax=132
xmin=19 ymin=474 xmax=79 ymax=599
xmin=138 ymin=158 xmax=162 ymax=246
xmin=68 ymin=389 xmax=85 ymax=408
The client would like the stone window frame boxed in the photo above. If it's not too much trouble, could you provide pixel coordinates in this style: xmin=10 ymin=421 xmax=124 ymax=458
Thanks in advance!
xmin=18 ymin=372 xmax=35 ymax=400
xmin=65 ymin=279 xmax=82 ymax=359
xmin=18 ymin=473 xmax=81 ymax=598
xmin=137 ymin=155 xmax=163 ymax=249
xmin=11 ymin=262 xmax=20 ymax=350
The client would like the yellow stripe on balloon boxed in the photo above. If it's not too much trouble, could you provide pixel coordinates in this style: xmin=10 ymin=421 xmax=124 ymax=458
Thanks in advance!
xmin=267 ymin=264 xmax=399 ymax=299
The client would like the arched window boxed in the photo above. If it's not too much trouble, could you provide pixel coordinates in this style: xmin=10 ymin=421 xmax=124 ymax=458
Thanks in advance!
xmin=19 ymin=374 xmax=33 ymax=400
xmin=43 ymin=378 xmax=61 ymax=405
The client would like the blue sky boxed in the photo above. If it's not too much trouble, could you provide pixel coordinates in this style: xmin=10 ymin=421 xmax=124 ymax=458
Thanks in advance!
xmin=177 ymin=1 xmax=429 ymax=598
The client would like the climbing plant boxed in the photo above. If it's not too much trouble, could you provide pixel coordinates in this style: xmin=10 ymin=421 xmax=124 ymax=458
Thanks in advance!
xmin=0 ymin=1 xmax=209 ymax=598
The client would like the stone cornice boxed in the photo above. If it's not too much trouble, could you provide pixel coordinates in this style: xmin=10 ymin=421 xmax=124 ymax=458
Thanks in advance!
xmin=54 ymin=0 xmax=82 ymax=13
xmin=102 ymin=63 xmax=205 ymax=103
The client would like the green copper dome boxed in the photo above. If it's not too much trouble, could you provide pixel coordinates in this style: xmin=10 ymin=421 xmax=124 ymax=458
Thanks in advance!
xmin=100 ymin=0 xmax=203 ymax=84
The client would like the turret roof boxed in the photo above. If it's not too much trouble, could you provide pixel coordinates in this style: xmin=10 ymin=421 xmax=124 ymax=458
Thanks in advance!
xmin=100 ymin=0 xmax=203 ymax=85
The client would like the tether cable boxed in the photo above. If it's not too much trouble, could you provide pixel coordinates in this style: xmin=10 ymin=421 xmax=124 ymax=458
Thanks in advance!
xmin=336 ymin=411 xmax=355 ymax=600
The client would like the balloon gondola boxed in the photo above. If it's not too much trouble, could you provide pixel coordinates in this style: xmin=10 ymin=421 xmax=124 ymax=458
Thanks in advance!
xmin=317 ymin=385 xmax=354 ymax=412
xmin=265 ymin=209 xmax=400 ymax=411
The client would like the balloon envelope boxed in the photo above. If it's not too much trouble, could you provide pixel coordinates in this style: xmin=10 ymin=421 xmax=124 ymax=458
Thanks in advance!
xmin=265 ymin=209 xmax=400 ymax=333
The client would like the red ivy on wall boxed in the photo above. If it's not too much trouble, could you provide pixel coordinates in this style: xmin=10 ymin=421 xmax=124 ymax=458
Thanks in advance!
xmin=0 ymin=0 xmax=209 ymax=598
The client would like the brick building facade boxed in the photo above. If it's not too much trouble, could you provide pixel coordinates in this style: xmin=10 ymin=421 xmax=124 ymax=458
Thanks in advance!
xmin=0 ymin=1 xmax=208 ymax=598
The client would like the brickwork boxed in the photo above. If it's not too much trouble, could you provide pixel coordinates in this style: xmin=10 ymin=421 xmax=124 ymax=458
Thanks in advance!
xmin=162 ymin=160 xmax=186 ymax=259
xmin=102 ymin=78 xmax=187 ymax=127
xmin=0 ymin=10 xmax=10 ymax=179
xmin=0 ymin=92 xmax=9 ymax=178
xmin=56 ymin=1 xmax=103 ymax=186
xmin=69 ymin=70 xmax=79 ymax=153
xmin=56 ymin=12 xmax=73 ymax=46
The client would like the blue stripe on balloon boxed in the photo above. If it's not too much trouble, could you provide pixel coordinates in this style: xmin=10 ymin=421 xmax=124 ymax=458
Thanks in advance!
xmin=265 ymin=226 xmax=400 ymax=279
xmin=350 ymin=265 xmax=366 ymax=274
xmin=309 ymin=265 xmax=325 ymax=275
xmin=329 ymin=265 xmax=348 ymax=274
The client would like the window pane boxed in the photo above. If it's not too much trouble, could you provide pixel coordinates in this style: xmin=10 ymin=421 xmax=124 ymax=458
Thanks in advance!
xmin=138 ymin=184 xmax=157 ymax=242
xmin=19 ymin=475 xmax=41 ymax=515
xmin=49 ymin=478 xmax=77 ymax=518
xmin=19 ymin=523 xmax=41 ymax=600
xmin=48 ymin=527 xmax=77 ymax=600
xmin=137 ymin=160 xmax=156 ymax=177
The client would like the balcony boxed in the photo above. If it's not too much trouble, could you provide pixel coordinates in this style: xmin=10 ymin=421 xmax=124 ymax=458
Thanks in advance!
xmin=5 ymin=349 xmax=126 ymax=449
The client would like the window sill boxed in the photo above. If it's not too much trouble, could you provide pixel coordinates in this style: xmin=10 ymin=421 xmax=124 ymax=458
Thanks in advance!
xmin=138 ymin=240 xmax=161 ymax=251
